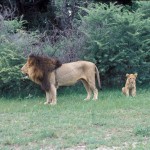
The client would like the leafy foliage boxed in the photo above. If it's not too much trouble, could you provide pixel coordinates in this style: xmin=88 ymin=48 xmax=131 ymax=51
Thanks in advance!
xmin=0 ymin=18 xmax=41 ymax=96
xmin=79 ymin=2 xmax=150 ymax=85
xmin=0 ymin=2 xmax=149 ymax=96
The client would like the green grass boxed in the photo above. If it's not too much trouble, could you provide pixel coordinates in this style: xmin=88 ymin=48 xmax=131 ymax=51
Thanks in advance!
xmin=0 ymin=88 xmax=150 ymax=150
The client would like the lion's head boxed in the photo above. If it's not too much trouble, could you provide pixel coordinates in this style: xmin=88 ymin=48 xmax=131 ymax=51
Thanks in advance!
xmin=126 ymin=73 xmax=137 ymax=87
xmin=21 ymin=53 xmax=62 ymax=91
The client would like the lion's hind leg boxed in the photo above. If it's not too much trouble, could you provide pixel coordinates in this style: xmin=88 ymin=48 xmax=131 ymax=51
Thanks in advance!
xmin=88 ymin=81 xmax=98 ymax=100
xmin=92 ymin=88 xmax=98 ymax=100
xmin=81 ymin=79 xmax=92 ymax=101
xmin=85 ymin=75 xmax=98 ymax=100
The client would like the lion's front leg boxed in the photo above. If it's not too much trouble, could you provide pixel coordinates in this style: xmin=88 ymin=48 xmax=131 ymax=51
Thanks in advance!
xmin=50 ymin=84 xmax=57 ymax=105
xmin=44 ymin=91 xmax=52 ymax=105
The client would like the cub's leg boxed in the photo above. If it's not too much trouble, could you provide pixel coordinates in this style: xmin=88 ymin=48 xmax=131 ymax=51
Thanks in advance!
xmin=131 ymin=88 xmax=136 ymax=97
xmin=81 ymin=79 xmax=92 ymax=101
xmin=50 ymin=84 xmax=57 ymax=105
xmin=122 ymin=87 xmax=130 ymax=97
xmin=122 ymin=87 xmax=125 ymax=95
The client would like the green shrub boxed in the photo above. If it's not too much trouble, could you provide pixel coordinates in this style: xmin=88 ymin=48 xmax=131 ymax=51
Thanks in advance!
xmin=0 ymin=18 xmax=41 ymax=96
xmin=1 ymin=2 xmax=149 ymax=96
xmin=0 ymin=16 xmax=83 ymax=96
xmin=79 ymin=2 xmax=150 ymax=86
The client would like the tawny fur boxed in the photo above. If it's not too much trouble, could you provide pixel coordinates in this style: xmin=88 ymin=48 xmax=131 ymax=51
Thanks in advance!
xmin=21 ymin=56 xmax=101 ymax=105
xmin=122 ymin=73 xmax=137 ymax=97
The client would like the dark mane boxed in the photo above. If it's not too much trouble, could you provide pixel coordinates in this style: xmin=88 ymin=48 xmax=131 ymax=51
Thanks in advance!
xmin=29 ymin=53 xmax=62 ymax=91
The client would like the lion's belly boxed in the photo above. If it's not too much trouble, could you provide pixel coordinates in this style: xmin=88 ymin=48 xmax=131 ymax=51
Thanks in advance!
xmin=58 ymin=79 xmax=78 ymax=86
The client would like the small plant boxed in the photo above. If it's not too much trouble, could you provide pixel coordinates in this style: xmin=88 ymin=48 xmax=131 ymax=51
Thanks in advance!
xmin=134 ymin=126 xmax=150 ymax=137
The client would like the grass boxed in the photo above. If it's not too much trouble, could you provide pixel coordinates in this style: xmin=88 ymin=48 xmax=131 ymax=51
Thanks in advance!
xmin=0 ymin=88 xmax=150 ymax=150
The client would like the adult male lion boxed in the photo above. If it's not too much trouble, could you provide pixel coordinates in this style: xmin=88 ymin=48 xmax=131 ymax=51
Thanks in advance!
xmin=21 ymin=54 xmax=101 ymax=105
xmin=122 ymin=73 xmax=137 ymax=97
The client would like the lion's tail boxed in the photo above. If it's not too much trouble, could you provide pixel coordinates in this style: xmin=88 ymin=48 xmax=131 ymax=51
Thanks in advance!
xmin=95 ymin=66 xmax=102 ymax=90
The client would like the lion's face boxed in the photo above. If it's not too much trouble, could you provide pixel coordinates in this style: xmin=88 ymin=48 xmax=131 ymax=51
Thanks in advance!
xmin=126 ymin=73 xmax=137 ymax=86
xmin=21 ymin=57 xmax=42 ymax=79
xmin=21 ymin=58 xmax=31 ymax=76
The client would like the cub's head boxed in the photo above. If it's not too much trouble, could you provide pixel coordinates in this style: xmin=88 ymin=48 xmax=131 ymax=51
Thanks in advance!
xmin=126 ymin=73 xmax=137 ymax=85
xmin=21 ymin=53 xmax=62 ymax=91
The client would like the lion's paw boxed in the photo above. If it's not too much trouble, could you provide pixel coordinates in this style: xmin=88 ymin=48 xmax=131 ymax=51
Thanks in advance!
xmin=50 ymin=102 xmax=57 ymax=105
xmin=84 ymin=98 xmax=90 ymax=101
xmin=92 ymin=98 xmax=98 ymax=101
xmin=44 ymin=102 xmax=51 ymax=105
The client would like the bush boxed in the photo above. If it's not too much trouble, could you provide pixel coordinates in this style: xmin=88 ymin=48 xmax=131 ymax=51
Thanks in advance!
xmin=0 ymin=17 xmax=42 ymax=96
xmin=0 ymin=13 xmax=84 ymax=96
xmin=79 ymin=2 xmax=150 ymax=86
xmin=0 ymin=2 xmax=149 ymax=96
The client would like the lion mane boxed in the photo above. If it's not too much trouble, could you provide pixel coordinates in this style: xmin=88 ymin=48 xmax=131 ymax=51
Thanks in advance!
xmin=21 ymin=53 xmax=62 ymax=91
xmin=122 ymin=73 xmax=137 ymax=97
xmin=21 ymin=55 xmax=101 ymax=105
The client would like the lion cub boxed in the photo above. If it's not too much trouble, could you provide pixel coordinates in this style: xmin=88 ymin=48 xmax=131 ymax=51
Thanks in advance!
xmin=122 ymin=73 xmax=137 ymax=97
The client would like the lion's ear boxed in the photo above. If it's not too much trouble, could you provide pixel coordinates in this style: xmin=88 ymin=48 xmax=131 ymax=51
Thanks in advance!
xmin=28 ymin=54 xmax=37 ymax=65
xmin=28 ymin=57 xmax=36 ymax=66
xmin=35 ymin=58 xmax=41 ymax=66
xmin=126 ymin=74 xmax=129 ymax=77
xmin=134 ymin=73 xmax=138 ymax=78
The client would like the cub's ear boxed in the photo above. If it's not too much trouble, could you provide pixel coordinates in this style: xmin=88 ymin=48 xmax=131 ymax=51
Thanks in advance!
xmin=134 ymin=73 xmax=138 ymax=78
xmin=126 ymin=74 xmax=129 ymax=77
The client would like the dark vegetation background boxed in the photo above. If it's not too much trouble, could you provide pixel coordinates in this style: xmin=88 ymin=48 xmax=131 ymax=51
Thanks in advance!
xmin=0 ymin=0 xmax=149 ymax=97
